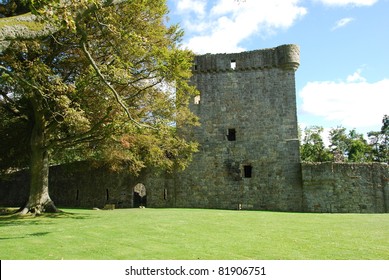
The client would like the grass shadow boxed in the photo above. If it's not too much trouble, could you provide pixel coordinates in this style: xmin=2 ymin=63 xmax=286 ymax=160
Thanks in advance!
xmin=28 ymin=231 xmax=50 ymax=237
xmin=0 ymin=231 xmax=51 ymax=241
xmin=0 ymin=209 xmax=93 ymax=227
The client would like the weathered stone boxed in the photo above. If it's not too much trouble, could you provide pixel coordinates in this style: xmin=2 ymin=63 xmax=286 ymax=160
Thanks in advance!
xmin=168 ymin=45 xmax=302 ymax=211
xmin=1 ymin=45 xmax=388 ymax=213
xmin=302 ymin=162 xmax=389 ymax=213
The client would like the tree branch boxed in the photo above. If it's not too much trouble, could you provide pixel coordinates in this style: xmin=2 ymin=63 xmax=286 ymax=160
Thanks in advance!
xmin=0 ymin=92 xmax=24 ymax=117
xmin=0 ymin=13 xmax=56 ymax=52
xmin=47 ymin=110 xmax=111 ymax=149
xmin=76 ymin=17 xmax=156 ymax=130
xmin=80 ymin=41 xmax=147 ymax=127
xmin=0 ymin=0 xmax=129 ymax=52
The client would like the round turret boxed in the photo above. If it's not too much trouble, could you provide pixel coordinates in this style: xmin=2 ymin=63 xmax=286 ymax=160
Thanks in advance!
xmin=276 ymin=44 xmax=300 ymax=71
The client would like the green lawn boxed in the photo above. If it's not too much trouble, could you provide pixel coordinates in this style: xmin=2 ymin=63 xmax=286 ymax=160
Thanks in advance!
xmin=0 ymin=208 xmax=388 ymax=260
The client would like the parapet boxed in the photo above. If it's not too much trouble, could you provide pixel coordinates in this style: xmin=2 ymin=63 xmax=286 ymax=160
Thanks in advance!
xmin=193 ymin=44 xmax=300 ymax=73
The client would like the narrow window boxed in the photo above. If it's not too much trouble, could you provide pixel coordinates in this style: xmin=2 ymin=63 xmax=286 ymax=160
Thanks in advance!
xmin=194 ymin=95 xmax=201 ymax=104
xmin=164 ymin=188 xmax=168 ymax=200
xmin=227 ymin=128 xmax=236 ymax=141
xmin=106 ymin=188 xmax=109 ymax=202
xmin=230 ymin=59 xmax=236 ymax=70
xmin=76 ymin=189 xmax=79 ymax=201
xmin=194 ymin=64 xmax=198 ymax=70
xmin=243 ymin=165 xmax=252 ymax=178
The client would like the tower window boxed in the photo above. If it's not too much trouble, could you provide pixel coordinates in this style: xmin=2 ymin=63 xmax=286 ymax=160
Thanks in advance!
xmin=227 ymin=128 xmax=236 ymax=141
xmin=194 ymin=95 xmax=201 ymax=104
xmin=230 ymin=60 xmax=236 ymax=70
xmin=243 ymin=165 xmax=252 ymax=178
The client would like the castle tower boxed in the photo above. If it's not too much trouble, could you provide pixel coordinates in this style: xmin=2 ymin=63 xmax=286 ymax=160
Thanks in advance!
xmin=173 ymin=44 xmax=302 ymax=211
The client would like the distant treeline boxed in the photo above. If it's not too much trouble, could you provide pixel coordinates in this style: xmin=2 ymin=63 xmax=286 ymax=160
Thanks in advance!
xmin=300 ymin=115 xmax=388 ymax=163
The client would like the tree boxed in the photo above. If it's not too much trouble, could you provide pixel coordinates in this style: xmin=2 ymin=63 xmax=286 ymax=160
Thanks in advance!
xmin=368 ymin=115 xmax=389 ymax=163
xmin=300 ymin=126 xmax=332 ymax=162
xmin=0 ymin=0 xmax=199 ymax=214
xmin=0 ymin=1 xmax=132 ymax=52
xmin=329 ymin=127 xmax=372 ymax=162
xmin=329 ymin=126 xmax=348 ymax=162
xmin=346 ymin=129 xmax=372 ymax=162
xmin=0 ymin=0 xmax=30 ymax=17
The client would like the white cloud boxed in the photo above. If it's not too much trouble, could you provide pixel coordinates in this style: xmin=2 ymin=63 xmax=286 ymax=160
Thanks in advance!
xmin=331 ymin=17 xmax=355 ymax=30
xmin=299 ymin=70 xmax=389 ymax=130
xmin=316 ymin=0 xmax=378 ymax=6
xmin=176 ymin=0 xmax=206 ymax=16
xmin=174 ymin=0 xmax=307 ymax=54
xmin=346 ymin=69 xmax=366 ymax=82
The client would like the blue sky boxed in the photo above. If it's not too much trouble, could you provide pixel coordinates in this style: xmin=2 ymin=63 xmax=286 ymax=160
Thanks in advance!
xmin=166 ymin=0 xmax=389 ymax=139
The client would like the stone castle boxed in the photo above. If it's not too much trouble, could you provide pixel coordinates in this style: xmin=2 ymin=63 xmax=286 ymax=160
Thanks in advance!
xmin=1 ymin=44 xmax=388 ymax=212
xmin=171 ymin=44 xmax=302 ymax=211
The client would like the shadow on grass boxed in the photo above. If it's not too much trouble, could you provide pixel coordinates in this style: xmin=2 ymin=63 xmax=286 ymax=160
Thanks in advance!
xmin=0 ymin=231 xmax=51 ymax=241
xmin=0 ymin=208 xmax=93 ymax=227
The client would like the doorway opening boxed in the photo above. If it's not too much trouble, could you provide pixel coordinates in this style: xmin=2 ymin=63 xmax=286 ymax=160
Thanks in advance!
xmin=133 ymin=183 xmax=147 ymax=208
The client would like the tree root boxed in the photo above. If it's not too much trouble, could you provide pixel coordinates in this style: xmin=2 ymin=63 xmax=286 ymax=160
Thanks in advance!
xmin=17 ymin=200 xmax=62 ymax=216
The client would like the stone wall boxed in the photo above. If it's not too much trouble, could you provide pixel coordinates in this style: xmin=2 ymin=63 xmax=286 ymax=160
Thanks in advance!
xmin=302 ymin=162 xmax=389 ymax=213
xmin=1 ymin=162 xmax=389 ymax=213
xmin=170 ymin=44 xmax=302 ymax=211
xmin=193 ymin=44 xmax=300 ymax=72
xmin=0 ymin=162 xmax=173 ymax=209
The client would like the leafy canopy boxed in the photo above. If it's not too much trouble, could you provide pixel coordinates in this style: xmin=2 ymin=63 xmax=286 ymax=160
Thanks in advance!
xmin=300 ymin=115 xmax=387 ymax=163
xmin=0 ymin=0 xmax=199 ymax=174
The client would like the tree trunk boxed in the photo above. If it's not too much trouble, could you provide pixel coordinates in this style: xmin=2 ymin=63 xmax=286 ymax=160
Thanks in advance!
xmin=20 ymin=146 xmax=59 ymax=214
xmin=18 ymin=99 xmax=60 ymax=215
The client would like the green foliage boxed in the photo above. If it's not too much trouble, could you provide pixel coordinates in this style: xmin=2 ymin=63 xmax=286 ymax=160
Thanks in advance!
xmin=1 ymin=208 xmax=389 ymax=259
xmin=300 ymin=116 xmax=388 ymax=163
xmin=329 ymin=127 xmax=372 ymax=162
xmin=368 ymin=115 xmax=389 ymax=163
xmin=0 ymin=0 xmax=30 ymax=17
xmin=0 ymin=0 xmax=199 ymax=175
xmin=300 ymin=126 xmax=332 ymax=162
xmin=0 ymin=106 xmax=30 ymax=171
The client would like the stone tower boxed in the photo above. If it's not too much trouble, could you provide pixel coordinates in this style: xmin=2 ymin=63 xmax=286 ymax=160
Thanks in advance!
xmin=171 ymin=44 xmax=303 ymax=211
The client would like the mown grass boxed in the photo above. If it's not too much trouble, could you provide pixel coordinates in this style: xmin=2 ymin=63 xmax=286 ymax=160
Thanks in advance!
xmin=0 ymin=208 xmax=388 ymax=260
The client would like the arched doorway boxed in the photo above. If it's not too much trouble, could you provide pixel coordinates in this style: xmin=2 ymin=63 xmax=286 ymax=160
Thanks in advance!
xmin=133 ymin=183 xmax=147 ymax=208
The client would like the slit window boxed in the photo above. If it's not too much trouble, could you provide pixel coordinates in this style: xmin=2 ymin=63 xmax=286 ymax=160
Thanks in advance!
xmin=227 ymin=128 xmax=236 ymax=141
xmin=243 ymin=165 xmax=252 ymax=178
xmin=164 ymin=188 xmax=168 ymax=200
xmin=230 ymin=59 xmax=236 ymax=70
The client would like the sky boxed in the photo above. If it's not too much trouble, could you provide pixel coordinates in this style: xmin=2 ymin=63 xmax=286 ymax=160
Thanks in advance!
xmin=166 ymin=0 xmax=389 ymax=140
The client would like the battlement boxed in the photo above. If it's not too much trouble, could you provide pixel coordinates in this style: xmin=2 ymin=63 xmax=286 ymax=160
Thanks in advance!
xmin=193 ymin=44 xmax=300 ymax=73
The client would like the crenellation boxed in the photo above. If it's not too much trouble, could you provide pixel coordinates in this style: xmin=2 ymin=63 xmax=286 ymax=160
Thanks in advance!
xmin=193 ymin=44 xmax=300 ymax=73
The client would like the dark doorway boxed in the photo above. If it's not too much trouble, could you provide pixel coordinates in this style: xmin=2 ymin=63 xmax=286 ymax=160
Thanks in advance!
xmin=133 ymin=192 xmax=147 ymax=207
xmin=133 ymin=183 xmax=147 ymax=208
